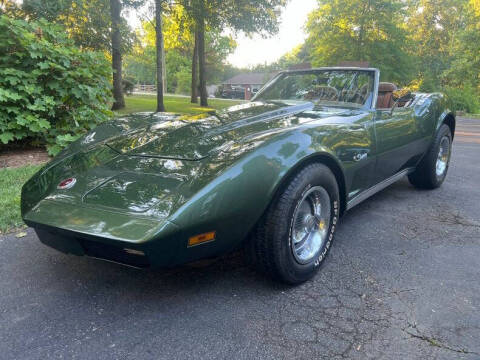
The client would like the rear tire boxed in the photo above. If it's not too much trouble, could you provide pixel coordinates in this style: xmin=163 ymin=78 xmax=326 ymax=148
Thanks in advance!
xmin=408 ymin=124 xmax=452 ymax=189
xmin=246 ymin=163 xmax=340 ymax=284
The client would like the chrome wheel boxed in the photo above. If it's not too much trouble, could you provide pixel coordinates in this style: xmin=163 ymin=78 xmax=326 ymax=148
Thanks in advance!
xmin=291 ymin=186 xmax=331 ymax=264
xmin=436 ymin=136 xmax=450 ymax=178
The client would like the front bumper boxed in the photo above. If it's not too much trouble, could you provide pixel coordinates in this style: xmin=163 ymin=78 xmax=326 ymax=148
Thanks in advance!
xmin=28 ymin=221 xmax=185 ymax=268
xmin=23 ymin=199 xmax=245 ymax=269
xmin=23 ymin=199 xmax=167 ymax=243
xmin=34 ymin=225 xmax=152 ymax=268
xmin=23 ymin=200 xmax=181 ymax=268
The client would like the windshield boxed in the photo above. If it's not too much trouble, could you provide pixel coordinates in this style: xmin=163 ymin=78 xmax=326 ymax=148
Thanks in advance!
xmin=254 ymin=70 xmax=375 ymax=108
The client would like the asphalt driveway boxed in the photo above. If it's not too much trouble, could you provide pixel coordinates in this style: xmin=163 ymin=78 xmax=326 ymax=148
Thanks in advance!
xmin=1 ymin=117 xmax=479 ymax=359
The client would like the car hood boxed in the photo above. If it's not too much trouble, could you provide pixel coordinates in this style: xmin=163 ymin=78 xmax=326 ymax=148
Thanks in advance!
xmin=104 ymin=101 xmax=319 ymax=160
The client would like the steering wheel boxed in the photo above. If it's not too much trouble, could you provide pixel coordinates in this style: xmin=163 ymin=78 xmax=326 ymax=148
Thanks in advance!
xmin=304 ymin=86 xmax=338 ymax=101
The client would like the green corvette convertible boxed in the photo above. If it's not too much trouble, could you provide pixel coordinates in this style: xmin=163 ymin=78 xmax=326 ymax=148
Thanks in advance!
xmin=21 ymin=67 xmax=455 ymax=284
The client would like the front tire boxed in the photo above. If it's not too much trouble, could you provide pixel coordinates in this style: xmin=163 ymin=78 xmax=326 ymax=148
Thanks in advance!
xmin=247 ymin=163 xmax=340 ymax=284
xmin=408 ymin=124 xmax=452 ymax=189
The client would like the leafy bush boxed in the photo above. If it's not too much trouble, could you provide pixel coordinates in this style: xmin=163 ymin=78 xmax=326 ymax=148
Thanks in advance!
xmin=444 ymin=86 xmax=480 ymax=114
xmin=0 ymin=15 xmax=113 ymax=155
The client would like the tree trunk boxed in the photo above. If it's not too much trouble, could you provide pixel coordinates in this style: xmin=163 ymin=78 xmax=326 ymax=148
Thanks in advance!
xmin=190 ymin=28 xmax=199 ymax=104
xmin=110 ymin=0 xmax=125 ymax=110
xmin=155 ymin=0 xmax=165 ymax=112
xmin=356 ymin=0 xmax=370 ymax=60
xmin=162 ymin=41 xmax=167 ymax=94
xmin=197 ymin=14 xmax=208 ymax=107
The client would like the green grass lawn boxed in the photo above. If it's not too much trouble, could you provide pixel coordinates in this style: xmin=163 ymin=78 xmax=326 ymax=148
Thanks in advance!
xmin=116 ymin=94 xmax=243 ymax=116
xmin=0 ymin=165 xmax=42 ymax=234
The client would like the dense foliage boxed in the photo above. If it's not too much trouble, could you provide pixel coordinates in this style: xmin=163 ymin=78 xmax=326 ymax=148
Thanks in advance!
xmin=306 ymin=0 xmax=413 ymax=84
xmin=300 ymin=0 xmax=480 ymax=112
xmin=249 ymin=0 xmax=480 ymax=113
xmin=2 ymin=0 xmax=479 ymax=115
xmin=19 ymin=0 xmax=136 ymax=52
xmin=0 ymin=15 xmax=113 ymax=155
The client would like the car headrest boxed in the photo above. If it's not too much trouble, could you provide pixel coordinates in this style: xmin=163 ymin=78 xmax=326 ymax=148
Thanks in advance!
xmin=379 ymin=82 xmax=398 ymax=92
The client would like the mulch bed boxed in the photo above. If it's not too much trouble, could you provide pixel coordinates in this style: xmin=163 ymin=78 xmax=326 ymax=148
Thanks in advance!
xmin=0 ymin=147 xmax=50 ymax=168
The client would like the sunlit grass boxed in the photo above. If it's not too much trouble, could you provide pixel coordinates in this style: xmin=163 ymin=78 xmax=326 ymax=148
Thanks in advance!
xmin=0 ymin=165 xmax=42 ymax=234
xmin=116 ymin=94 xmax=243 ymax=116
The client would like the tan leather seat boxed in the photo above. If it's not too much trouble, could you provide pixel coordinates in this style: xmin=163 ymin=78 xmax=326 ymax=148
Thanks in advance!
xmin=377 ymin=82 xmax=397 ymax=109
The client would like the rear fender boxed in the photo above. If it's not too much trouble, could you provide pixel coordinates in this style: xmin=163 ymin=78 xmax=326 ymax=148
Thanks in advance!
xmin=433 ymin=93 xmax=456 ymax=138
xmin=438 ymin=110 xmax=456 ymax=138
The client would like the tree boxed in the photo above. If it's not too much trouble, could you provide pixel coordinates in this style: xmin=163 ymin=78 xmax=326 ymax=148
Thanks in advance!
xmin=403 ymin=0 xmax=480 ymax=111
xmin=191 ymin=28 xmax=199 ymax=103
xmin=163 ymin=5 xmax=199 ymax=103
xmin=110 ymin=0 xmax=145 ymax=110
xmin=305 ymin=0 xmax=413 ymax=84
xmin=137 ymin=0 xmax=168 ymax=110
xmin=470 ymin=0 xmax=480 ymax=15
xmin=110 ymin=0 xmax=125 ymax=110
xmin=449 ymin=1 xmax=480 ymax=90
xmin=1 ymin=0 xmax=30 ymax=17
xmin=180 ymin=0 xmax=288 ymax=106
xmin=21 ymin=0 xmax=113 ymax=51
xmin=155 ymin=0 xmax=165 ymax=112
xmin=301 ymin=0 xmax=479 ymax=111
xmin=196 ymin=1 xmax=208 ymax=106
xmin=406 ymin=0 xmax=468 ymax=90
xmin=20 ymin=0 xmax=140 ymax=110
xmin=124 ymin=11 xmax=235 ymax=94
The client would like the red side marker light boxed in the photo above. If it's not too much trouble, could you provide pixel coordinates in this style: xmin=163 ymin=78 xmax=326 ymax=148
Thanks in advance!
xmin=57 ymin=177 xmax=77 ymax=190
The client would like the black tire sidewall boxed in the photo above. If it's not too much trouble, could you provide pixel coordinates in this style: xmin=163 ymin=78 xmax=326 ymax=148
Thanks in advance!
xmin=429 ymin=125 xmax=452 ymax=187
xmin=274 ymin=164 xmax=340 ymax=283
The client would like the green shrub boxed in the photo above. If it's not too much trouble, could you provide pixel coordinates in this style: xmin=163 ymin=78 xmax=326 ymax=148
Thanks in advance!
xmin=0 ymin=15 xmax=113 ymax=155
xmin=444 ymin=86 xmax=480 ymax=114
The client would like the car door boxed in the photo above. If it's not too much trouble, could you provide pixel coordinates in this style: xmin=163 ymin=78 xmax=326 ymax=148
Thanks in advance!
xmin=373 ymin=106 xmax=421 ymax=182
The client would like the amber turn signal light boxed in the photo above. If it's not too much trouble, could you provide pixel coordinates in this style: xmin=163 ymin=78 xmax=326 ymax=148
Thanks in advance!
xmin=188 ymin=231 xmax=216 ymax=247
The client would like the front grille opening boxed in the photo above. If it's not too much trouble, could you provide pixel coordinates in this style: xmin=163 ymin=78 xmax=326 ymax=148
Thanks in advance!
xmin=80 ymin=239 xmax=150 ymax=268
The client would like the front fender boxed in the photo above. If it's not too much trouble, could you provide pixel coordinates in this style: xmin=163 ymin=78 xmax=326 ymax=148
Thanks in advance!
xmin=164 ymin=130 xmax=347 ymax=264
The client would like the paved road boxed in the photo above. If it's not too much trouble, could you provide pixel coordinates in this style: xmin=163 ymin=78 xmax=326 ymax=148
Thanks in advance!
xmin=1 ymin=118 xmax=479 ymax=360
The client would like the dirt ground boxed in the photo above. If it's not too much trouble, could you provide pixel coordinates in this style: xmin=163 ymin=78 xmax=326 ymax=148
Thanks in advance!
xmin=0 ymin=147 xmax=50 ymax=168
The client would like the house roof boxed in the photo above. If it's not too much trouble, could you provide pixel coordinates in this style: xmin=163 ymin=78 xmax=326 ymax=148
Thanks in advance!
xmin=223 ymin=73 xmax=269 ymax=85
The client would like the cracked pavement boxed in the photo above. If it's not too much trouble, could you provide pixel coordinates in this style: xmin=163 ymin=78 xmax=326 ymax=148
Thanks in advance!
xmin=1 ymin=117 xmax=479 ymax=359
